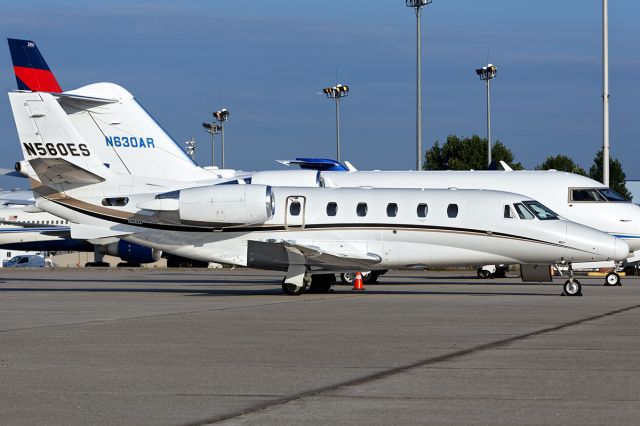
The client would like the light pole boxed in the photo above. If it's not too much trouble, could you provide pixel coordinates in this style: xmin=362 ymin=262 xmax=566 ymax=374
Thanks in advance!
xmin=202 ymin=108 xmax=229 ymax=168
xmin=406 ymin=0 xmax=432 ymax=170
xmin=185 ymin=137 xmax=196 ymax=160
xmin=475 ymin=63 xmax=497 ymax=167
xmin=602 ymin=0 xmax=610 ymax=186
xmin=322 ymin=84 xmax=349 ymax=162
xmin=213 ymin=108 xmax=230 ymax=169
xmin=202 ymin=122 xmax=222 ymax=167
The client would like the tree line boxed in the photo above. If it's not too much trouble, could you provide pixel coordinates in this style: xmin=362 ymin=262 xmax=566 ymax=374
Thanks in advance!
xmin=424 ymin=134 xmax=632 ymax=200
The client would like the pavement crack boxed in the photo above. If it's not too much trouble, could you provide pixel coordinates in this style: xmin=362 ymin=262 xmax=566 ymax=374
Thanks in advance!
xmin=183 ymin=302 xmax=640 ymax=426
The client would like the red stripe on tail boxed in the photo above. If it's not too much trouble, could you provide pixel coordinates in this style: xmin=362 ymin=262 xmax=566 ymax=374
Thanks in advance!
xmin=14 ymin=66 xmax=62 ymax=92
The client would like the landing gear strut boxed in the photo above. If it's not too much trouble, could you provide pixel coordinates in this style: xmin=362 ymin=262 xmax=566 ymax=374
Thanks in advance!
xmin=282 ymin=273 xmax=336 ymax=295
xmin=562 ymin=263 xmax=582 ymax=296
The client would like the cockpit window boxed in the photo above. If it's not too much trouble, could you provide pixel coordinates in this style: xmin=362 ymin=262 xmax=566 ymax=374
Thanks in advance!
xmin=569 ymin=187 xmax=628 ymax=202
xmin=522 ymin=201 xmax=559 ymax=220
xmin=514 ymin=203 xmax=534 ymax=220
xmin=599 ymin=188 xmax=628 ymax=202
xmin=503 ymin=205 xmax=514 ymax=219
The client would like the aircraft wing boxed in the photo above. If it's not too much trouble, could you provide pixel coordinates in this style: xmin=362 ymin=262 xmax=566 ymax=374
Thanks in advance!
xmin=247 ymin=240 xmax=382 ymax=271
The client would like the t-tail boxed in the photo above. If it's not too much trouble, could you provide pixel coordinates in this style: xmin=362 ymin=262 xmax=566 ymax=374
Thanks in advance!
xmin=7 ymin=38 xmax=62 ymax=93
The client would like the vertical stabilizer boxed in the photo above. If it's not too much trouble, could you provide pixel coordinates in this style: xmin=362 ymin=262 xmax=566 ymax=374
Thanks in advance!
xmin=7 ymin=38 xmax=62 ymax=93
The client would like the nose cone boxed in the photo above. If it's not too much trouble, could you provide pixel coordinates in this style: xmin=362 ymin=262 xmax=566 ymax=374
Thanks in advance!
xmin=615 ymin=238 xmax=631 ymax=261
xmin=565 ymin=222 xmax=630 ymax=262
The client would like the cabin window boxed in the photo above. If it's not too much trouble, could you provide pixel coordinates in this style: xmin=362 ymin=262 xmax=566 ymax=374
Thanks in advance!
xmin=386 ymin=203 xmax=398 ymax=217
xmin=504 ymin=205 xmax=514 ymax=219
xmin=102 ymin=197 xmax=129 ymax=207
xmin=326 ymin=202 xmax=338 ymax=216
xmin=289 ymin=201 xmax=301 ymax=216
xmin=514 ymin=203 xmax=535 ymax=220
xmin=417 ymin=203 xmax=428 ymax=218
xmin=447 ymin=204 xmax=459 ymax=218
xmin=356 ymin=202 xmax=368 ymax=217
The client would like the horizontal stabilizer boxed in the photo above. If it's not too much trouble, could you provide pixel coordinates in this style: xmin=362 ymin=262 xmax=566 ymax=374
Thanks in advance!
xmin=55 ymin=92 xmax=119 ymax=105
xmin=29 ymin=158 xmax=105 ymax=185
xmin=277 ymin=158 xmax=349 ymax=172
xmin=0 ymin=167 xmax=27 ymax=178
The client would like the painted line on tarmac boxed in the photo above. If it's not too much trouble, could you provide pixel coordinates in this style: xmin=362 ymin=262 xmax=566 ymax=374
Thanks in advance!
xmin=184 ymin=302 xmax=640 ymax=425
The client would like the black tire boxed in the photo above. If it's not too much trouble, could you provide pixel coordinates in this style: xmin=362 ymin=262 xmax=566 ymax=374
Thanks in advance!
xmin=494 ymin=266 xmax=508 ymax=278
xmin=477 ymin=267 xmax=491 ymax=279
xmin=563 ymin=279 xmax=582 ymax=296
xmin=340 ymin=271 xmax=372 ymax=285
xmin=282 ymin=282 xmax=307 ymax=296
xmin=604 ymin=272 xmax=621 ymax=287
xmin=308 ymin=274 xmax=335 ymax=293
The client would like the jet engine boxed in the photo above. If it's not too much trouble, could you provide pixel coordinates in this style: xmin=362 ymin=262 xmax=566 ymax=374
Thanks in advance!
xmin=178 ymin=184 xmax=274 ymax=226
xmin=98 ymin=240 xmax=162 ymax=265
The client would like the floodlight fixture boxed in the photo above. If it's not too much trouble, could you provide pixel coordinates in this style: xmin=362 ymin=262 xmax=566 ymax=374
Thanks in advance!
xmin=322 ymin=84 xmax=349 ymax=162
xmin=475 ymin=63 xmax=497 ymax=167
xmin=185 ymin=137 xmax=196 ymax=159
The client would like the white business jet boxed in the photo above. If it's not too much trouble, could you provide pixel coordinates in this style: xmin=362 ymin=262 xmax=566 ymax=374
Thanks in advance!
xmin=7 ymin=88 xmax=629 ymax=295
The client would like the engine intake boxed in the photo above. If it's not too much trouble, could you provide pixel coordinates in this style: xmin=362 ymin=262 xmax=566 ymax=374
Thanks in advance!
xmin=179 ymin=184 xmax=274 ymax=226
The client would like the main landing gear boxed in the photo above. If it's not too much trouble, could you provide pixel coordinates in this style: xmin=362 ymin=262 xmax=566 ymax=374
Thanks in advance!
xmin=281 ymin=274 xmax=336 ymax=296
xmin=562 ymin=263 xmax=582 ymax=296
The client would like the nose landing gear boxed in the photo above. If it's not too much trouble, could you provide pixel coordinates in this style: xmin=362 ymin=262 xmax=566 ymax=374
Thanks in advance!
xmin=562 ymin=263 xmax=582 ymax=296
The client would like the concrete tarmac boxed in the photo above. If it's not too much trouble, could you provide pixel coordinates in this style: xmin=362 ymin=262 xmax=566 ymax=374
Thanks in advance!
xmin=1 ymin=268 xmax=639 ymax=425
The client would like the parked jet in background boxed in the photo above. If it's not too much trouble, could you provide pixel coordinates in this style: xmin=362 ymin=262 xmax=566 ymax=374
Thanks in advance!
xmin=0 ymin=205 xmax=161 ymax=266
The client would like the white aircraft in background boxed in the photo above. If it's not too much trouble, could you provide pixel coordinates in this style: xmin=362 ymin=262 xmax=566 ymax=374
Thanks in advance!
xmin=7 ymin=88 xmax=629 ymax=296
xmin=0 ymin=205 xmax=161 ymax=266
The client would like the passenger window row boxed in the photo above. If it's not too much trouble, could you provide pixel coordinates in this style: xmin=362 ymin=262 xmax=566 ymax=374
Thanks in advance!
xmin=287 ymin=201 xmax=460 ymax=218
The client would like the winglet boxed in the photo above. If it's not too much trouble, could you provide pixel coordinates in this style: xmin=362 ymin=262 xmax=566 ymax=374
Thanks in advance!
xmin=7 ymin=38 xmax=62 ymax=92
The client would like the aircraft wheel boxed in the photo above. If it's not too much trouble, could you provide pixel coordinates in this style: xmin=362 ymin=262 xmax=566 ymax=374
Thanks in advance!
xmin=340 ymin=271 xmax=372 ymax=285
xmin=282 ymin=281 xmax=307 ymax=296
xmin=477 ymin=267 xmax=491 ymax=279
xmin=309 ymin=274 xmax=335 ymax=293
xmin=563 ymin=279 xmax=582 ymax=296
xmin=604 ymin=272 xmax=621 ymax=287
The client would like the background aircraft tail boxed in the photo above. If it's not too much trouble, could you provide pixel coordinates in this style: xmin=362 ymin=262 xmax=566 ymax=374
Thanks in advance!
xmin=7 ymin=38 xmax=62 ymax=92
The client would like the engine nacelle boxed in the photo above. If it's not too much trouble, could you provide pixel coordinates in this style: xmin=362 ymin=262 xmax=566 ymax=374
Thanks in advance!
xmin=101 ymin=240 xmax=162 ymax=264
xmin=179 ymin=184 xmax=274 ymax=225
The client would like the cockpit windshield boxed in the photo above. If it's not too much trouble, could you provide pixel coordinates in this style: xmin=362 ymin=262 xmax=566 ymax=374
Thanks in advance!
xmin=598 ymin=188 xmax=628 ymax=202
xmin=569 ymin=187 xmax=628 ymax=202
xmin=522 ymin=201 xmax=559 ymax=220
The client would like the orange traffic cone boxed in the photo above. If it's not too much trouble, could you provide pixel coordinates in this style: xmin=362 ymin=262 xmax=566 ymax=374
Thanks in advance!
xmin=352 ymin=271 xmax=365 ymax=291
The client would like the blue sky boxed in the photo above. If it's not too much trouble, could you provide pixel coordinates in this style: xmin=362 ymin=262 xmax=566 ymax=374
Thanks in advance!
xmin=1 ymin=0 xmax=639 ymax=190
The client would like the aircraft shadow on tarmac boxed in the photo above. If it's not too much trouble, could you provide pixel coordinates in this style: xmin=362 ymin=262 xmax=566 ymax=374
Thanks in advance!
xmin=0 ymin=279 xmax=568 ymax=297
